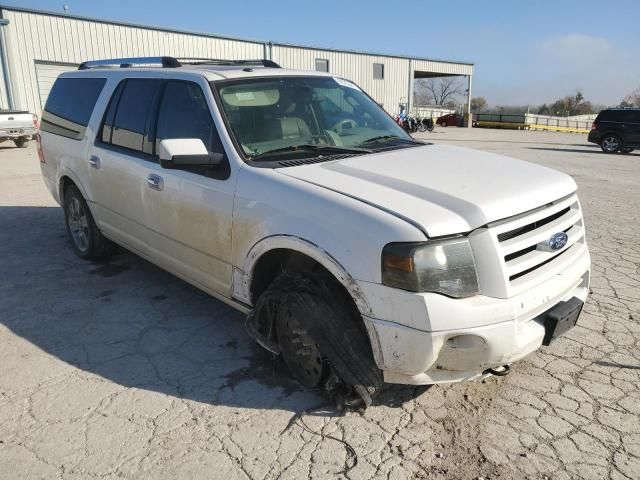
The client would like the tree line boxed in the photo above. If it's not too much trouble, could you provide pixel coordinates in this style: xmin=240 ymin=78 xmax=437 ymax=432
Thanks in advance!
xmin=415 ymin=77 xmax=640 ymax=116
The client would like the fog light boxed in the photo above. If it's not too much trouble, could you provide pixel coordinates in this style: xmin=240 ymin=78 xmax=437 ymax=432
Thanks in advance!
xmin=446 ymin=335 xmax=486 ymax=350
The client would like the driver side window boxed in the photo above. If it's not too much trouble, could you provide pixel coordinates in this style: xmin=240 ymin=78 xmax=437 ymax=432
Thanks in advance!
xmin=155 ymin=81 xmax=224 ymax=155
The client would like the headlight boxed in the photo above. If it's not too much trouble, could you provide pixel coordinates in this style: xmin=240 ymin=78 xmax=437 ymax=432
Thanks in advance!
xmin=382 ymin=238 xmax=479 ymax=297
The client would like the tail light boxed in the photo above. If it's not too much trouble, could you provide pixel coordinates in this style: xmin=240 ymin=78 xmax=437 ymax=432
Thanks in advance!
xmin=33 ymin=114 xmax=39 ymax=129
xmin=36 ymin=133 xmax=45 ymax=163
xmin=591 ymin=122 xmax=597 ymax=131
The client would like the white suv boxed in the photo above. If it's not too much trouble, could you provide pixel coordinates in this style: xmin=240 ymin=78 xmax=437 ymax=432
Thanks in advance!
xmin=39 ymin=57 xmax=590 ymax=406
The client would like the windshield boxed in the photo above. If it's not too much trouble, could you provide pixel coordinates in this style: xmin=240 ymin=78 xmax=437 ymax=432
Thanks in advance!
xmin=213 ymin=76 xmax=414 ymax=159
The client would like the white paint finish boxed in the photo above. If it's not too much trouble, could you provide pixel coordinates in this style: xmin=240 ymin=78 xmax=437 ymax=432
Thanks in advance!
xmin=231 ymin=165 xmax=427 ymax=285
xmin=238 ymin=234 xmax=373 ymax=314
xmin=279 ymin=144 xmax=578 ymax=238
xmin=34 ymin=62 xmax=78 ymax=108
xmin=0 ymin=111 xmax=35 ymax=136
xmin=365 ymin=261 xmax=589 ymax=383
xmin=158 ymin=138 xmax=208 ymax=160
xmin=38 ymin=66 xmax=590 ymax=386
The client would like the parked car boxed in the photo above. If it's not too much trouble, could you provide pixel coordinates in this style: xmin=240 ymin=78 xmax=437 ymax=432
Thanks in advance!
xmin=39 ymin=57 xmax=590 ymax=407
xmin=0 ymin=110 xmax=38 ymax=147
xmin=435 ymin=112 xmax=460 ymax=127
xmin=588 ymin=108 xmax=640 ymax=153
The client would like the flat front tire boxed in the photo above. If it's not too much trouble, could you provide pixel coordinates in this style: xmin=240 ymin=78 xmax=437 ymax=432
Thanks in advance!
xmin=254 ymin=272 xmax=383 ymax=407
xmin=63 ymin=185 xmax=113 ymax=260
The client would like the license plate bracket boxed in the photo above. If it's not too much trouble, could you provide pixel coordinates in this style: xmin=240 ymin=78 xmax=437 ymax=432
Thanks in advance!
xmin=542 ymin=297 xmax=584 ymax=346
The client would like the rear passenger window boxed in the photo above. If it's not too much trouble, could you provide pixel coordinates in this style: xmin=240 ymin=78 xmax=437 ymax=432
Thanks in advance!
xmin=41 ymin=77 xmax=106 ymax=140
xmin=620 ymin=110 xmax=640 ymax=123
xmin=155 ymin=81 xmax=223 ymax=154
xmin=109 ymin=79 xmax=163 ymax=153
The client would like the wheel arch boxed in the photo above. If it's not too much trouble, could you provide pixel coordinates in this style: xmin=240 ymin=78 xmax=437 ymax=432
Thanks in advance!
xmin=239 ymin=235 xmax=385 ymax=370
xmin=239 ymin=235 xmax=372 ymax=316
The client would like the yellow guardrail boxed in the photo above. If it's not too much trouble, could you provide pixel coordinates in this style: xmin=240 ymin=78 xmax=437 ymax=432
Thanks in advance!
xmin=475 ymin=121 xmax=590 ymax=134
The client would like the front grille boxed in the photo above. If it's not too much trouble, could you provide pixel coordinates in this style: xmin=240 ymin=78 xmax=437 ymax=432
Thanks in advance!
xmin=491 ymin=194 xmax=585 ymax=289
xmin=497 ymin=206 xmax=570 ymax=242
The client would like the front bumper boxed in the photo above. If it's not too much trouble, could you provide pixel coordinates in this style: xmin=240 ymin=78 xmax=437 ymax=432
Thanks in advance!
xmin=358 ymin=246 xmax=590 ymax=385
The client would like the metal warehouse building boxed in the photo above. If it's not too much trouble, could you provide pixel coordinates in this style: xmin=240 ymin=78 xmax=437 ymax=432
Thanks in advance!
xmin=0 ymin=6 xmax=473 ymax=119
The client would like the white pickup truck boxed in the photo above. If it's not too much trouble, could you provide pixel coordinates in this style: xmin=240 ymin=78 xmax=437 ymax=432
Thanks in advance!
xmin=0 ymin=110 xmax=38 ymax=147
xmin=38 ymin=57 xmax=590 ymax=407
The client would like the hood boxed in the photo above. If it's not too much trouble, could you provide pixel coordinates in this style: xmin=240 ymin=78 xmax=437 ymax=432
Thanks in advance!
xmin=278 ymin=144 xmax=577 ymax=237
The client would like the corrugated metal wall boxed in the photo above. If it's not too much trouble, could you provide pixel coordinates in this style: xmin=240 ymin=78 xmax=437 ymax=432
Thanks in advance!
xmin=271 ymin=45 xmax=411 ymax=113
xmin=0 ymin=7 xmax=472 ymax=116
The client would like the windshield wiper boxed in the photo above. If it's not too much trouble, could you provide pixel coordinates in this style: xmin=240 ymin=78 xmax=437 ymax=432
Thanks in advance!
xmin=360 ymin=135 xmax=422 ymax=145
xmin=249 ymin=144 xmax=372 ymax=161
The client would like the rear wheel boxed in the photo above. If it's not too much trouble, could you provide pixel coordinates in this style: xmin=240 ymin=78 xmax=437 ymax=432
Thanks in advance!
xmin=14 ymin=137 xmax=28 ymax=148
xmin=63 ymin=185 xmax=113 ymax=260
xmin=600 ymin=134 xmax=621 ymax=153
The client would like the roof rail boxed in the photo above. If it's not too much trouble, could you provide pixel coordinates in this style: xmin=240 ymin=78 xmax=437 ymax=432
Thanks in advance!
xmin=78 ymin=56 xmax=281 ymax=70
xmin=78 ymin=56 xmax=181 ymax=70
xmin=177 ymin=58 xmax=281 ymax=68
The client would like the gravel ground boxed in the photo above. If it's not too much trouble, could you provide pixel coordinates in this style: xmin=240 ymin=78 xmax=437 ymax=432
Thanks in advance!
xmin=0 ymin=129 xmax=639 ymax=480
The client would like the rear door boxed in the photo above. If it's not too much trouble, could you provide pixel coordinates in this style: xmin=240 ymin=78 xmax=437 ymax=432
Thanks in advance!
xmin=140 ymin=79 xmax=235 ymax=296
xmin=88 ymin=78 xmax=164 ymax=253
xmin=621 ymin=110 xmax=640 ymax=145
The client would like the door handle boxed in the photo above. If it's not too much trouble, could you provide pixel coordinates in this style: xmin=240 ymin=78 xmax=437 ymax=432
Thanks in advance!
xmin=147 ymin=173 xmax=164 ymax=191
xmin=88 ymin=155 xmax=101 ymax=169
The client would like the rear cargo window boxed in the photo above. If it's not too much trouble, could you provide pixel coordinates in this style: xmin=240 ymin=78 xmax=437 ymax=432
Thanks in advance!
xmin=40 ymin=77 xmax=106 ymax=140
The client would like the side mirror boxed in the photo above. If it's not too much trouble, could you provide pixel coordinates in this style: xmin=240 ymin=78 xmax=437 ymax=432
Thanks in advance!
xmin=158 ymin=138 xmax=225 ymax=169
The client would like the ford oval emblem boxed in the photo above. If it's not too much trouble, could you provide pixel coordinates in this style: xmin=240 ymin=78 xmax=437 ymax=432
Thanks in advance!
xmin=549 ymin=232 xmax=568 ymax=250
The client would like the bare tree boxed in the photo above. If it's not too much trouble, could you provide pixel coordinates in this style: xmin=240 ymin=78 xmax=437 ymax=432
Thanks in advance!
xmin=415 ymin=77 xmax=463 ymax=106
xmin=470 ymin=97 xmax=488 ymax=113
xmin=621 ymin=88 xmax=640 ymax=107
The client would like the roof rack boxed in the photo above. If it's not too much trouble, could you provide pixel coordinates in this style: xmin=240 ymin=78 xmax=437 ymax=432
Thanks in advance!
xmin=78 ymin=56 xmax=281 ymax=70
xmin=177 ymin=58 xmax=281 ymax=68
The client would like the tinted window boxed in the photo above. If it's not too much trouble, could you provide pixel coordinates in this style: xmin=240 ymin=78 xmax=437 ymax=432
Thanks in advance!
xmin=41 ymin=77 xmax=106 ymax=140
xmin=620 ymin=110 xmax=640 ymax=123
xmin=156 ymin=81 xmax=222 ymax=154
xmin=100 ymin=81 xmax=124 ymax=144
xmin=111 ymin=79 xmax=163 ymax=152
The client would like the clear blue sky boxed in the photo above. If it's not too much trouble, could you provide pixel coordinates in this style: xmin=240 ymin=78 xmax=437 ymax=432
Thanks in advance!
xmin=4 ymin=0 xmax=640 ymax=106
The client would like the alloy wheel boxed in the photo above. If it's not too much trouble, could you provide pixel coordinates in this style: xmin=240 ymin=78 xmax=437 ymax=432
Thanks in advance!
xmin=602 ymin=136 xmax=620 ymax=153
xmin=67 ymin=197 xmax=90 ymax=252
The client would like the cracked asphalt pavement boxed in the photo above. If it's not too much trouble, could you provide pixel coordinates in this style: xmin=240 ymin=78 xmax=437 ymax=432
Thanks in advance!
xmin=1 ymin=129 xmax=639 ymax=479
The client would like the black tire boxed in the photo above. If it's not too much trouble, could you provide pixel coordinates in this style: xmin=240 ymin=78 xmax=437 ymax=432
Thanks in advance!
xmin=440 ymin=120 xmax=448 ymax=127
xmin=621 ymin=147 xmax=634 ymax=154
xmin=14 ymin=137 xmax=28 ymax=148
xmin=63 ymin=184 xmax=113 ymax=260
xmin=600 ymin=134 xmax=621 ymax=153
xmin=254 ymin=271 xmax=383 ymax=407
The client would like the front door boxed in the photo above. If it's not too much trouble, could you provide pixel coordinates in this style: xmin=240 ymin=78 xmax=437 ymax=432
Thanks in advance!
xmin=141 ymin=79 xmax=235 ymax=296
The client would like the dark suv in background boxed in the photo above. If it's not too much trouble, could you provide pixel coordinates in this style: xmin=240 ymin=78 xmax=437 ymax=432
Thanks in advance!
xmin=588 ymin=108 xmax=640 ymax=154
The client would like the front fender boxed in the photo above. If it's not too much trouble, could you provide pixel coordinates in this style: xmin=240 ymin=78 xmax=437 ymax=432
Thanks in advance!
xmin=233 ymin=234 xmax=373 ymax=316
